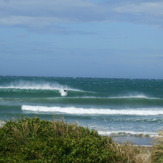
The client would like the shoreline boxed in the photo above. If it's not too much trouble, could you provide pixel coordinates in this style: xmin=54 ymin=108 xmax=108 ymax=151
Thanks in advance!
xmin=112 ymin=135 xmax=154 ymax=146
xmin=98 ymin=130 xmax=159 ymax=146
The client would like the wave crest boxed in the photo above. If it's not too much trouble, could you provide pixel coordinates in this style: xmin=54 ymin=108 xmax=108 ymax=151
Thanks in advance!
xmin=0 ymin=81 xmax=82 ymax=96
xmin=98 ymin=131 xmax=159 ymax=137
xmin=21 ymin=105 xmax=163 ymax=116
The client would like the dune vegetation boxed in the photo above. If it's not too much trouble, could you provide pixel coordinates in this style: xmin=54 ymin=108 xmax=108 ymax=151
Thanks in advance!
xmin=0 ymin=117 xmax=162 ymax=162
xmin=152 ymin=131 xmax=163 ymax=163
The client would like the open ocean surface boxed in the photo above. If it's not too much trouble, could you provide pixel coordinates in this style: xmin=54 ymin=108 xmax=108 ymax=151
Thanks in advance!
xmin=0 ymin=76 xmax=163 ymax=145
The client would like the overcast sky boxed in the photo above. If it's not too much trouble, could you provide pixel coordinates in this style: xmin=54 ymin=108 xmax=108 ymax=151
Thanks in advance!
xmin=0 ymin=0 xmax=163 ymax=79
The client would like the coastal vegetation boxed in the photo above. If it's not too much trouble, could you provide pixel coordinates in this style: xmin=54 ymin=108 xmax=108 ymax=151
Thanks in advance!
xmin=0 ymin=117 xmax=162 ymax=162
xmin=152 ymin=131 xmax=163 ymax=163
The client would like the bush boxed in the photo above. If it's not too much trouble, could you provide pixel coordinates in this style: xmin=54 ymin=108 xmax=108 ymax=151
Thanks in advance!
xmin=0 ymin=117 xmax=128 ymax=162
xmin=1 ymin=117 xmax=161 ymax=162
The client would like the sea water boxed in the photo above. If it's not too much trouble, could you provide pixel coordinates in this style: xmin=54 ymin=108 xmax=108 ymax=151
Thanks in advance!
xmin=0 ymin=76 xmax=163 ymax=145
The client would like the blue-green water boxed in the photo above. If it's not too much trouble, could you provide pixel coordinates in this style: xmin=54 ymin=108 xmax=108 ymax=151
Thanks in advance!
xmin=0 ymin=76 xmax=163 ymax=145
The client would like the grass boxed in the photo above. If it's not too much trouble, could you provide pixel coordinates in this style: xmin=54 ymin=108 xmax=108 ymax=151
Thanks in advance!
xmin=152 ymin=130 xmax=163 ymax=163
xmin=0 ymin=117 xmax=162 ymax=162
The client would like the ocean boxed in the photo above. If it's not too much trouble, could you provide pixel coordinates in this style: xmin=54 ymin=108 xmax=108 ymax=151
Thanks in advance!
xmin=0 ymin=76 xmax=163 ymax=145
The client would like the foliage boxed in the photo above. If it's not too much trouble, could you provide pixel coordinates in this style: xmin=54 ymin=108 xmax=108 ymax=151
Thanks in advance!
xmin=0 ymin=117 xmax=161 ymax=163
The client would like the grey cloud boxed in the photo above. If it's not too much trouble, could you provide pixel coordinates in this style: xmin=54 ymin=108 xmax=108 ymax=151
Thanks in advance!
xmin=114 ymin=2 xmax=163 ymax=15
xmin=0 ymin=0 xmax=163 ymax=29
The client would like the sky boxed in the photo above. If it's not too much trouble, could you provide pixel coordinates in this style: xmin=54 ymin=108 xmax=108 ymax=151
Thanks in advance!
xmin=0 ymin=0 xmax=163 ymax=79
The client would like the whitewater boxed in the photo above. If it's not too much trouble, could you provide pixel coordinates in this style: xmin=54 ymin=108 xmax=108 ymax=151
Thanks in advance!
xmin=0 ymin=76 xmax=163 ymax=145
xmin=22 ymin=105 xmax=163 ymax=116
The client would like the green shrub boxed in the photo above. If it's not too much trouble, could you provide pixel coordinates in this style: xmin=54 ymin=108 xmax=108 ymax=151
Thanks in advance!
xmin=0 ymin=117 xmax=160 ymax=163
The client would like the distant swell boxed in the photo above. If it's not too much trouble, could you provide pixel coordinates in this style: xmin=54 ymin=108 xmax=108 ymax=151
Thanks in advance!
xmin=22 ymin=105 xmax=163 ymax=116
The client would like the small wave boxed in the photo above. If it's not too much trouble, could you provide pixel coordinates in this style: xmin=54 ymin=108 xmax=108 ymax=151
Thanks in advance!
xmin=98 ymin=131 xmax=159 ymax=137
xmin=72 ymin=95 xmax=161 ymax=100
xmin=110 ymin=95 xmax=160 ymax=100
xmin=22 ymin=105 xmax=163 ymax=116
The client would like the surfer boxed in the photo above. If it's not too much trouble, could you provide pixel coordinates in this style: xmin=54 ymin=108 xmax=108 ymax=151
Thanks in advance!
xmin=59 ymin=89 xmax=68 ymax=96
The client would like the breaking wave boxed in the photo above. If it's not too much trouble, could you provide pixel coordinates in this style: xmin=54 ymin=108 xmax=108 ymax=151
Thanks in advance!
xmin=98 ymin=130 xmax=159 ymax=137
xmin=22 ymin=105 xmax=163 ymax=116
xmin=0 ymin=81 xmax=83 ymax=97
xmin=0 ymin=82 xmax=79 ymax=91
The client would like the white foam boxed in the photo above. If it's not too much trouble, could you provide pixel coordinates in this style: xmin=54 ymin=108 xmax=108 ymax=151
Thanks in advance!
xmin=98 ymin=130 xmax=159 ymax=137
xmin=22 ymin=105 xmax=163 ymax=116
xmin=59 ymin=89 xmax=68 ymax=97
